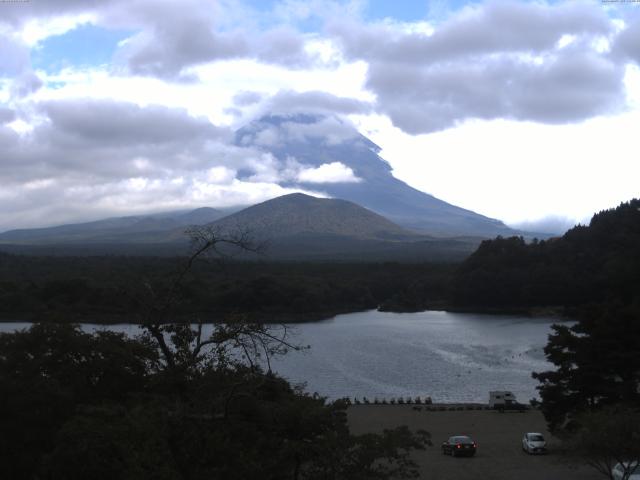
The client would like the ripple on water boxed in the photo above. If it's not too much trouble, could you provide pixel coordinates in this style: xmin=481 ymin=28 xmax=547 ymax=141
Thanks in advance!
xmin=0 ymin=310 xmax=560 ymax=403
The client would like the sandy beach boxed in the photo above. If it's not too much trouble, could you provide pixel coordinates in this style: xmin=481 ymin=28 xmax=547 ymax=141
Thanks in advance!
xmin=348 ymin=405 xmax=601 ymax=480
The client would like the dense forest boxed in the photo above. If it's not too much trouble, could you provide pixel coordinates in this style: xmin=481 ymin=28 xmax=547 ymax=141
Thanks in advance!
xmin=449 ymin=199 xmax=640 ymax=456
xmin=0 ymin=254 xmax=454 ymax=322
xmin=452 ymin=199 xmax=640 ymax=315
xmin=2 ymin=199 xmax=638 ymax=323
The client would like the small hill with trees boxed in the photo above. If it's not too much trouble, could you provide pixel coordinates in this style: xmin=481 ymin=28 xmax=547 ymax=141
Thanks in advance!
xmin=452 ymin=199 xmax=640 ymax=313
xmin=209 ymin=193 xmax=417 ymax=241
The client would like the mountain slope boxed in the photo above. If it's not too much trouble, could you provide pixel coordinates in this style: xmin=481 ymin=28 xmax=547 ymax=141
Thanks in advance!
xmin=205 ymin=193 xmax=478 ymax=261
xmin=0 ymin=193 xmax=482 ymax=261
xmin=0 ymin=207 xmax=224 ymax=244
xmin=235 ymin=114 xmax=515 ymax=237
xmin=209 ymin=193 xmax=417 ymax=241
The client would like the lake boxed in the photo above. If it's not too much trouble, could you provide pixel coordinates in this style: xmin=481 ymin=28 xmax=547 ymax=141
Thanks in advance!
xmin=0 ymin=310 xmax=560 ymax=403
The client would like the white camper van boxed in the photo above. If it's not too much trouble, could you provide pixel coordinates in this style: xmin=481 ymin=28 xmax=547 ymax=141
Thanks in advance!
xmin=489 ymin=391 xmax=526 ymax=411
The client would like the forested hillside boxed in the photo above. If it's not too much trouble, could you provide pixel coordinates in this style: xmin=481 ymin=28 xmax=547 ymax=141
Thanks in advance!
xmin=452 ymin=199 xmax=640 ymax=313
xmin=0 ymin=255 xmax=453 ymax=322
xmin=452 ymin=199 xmax=640 ymax=435
xmin=451 ymin=199 xmax=640 ymax=436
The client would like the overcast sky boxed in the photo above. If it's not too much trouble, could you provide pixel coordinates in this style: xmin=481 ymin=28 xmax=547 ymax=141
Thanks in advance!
xmin=0 ymin=0 xmax=638 ymax=232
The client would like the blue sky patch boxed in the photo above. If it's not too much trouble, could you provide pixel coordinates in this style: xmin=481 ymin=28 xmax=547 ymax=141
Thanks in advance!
xmin=241 ymin=0 xmax=474 ymax=30
xmin=31 ymin=24 xmax=134 ymax=73
xmin=365 ymin=1 xmax=432 ymax=22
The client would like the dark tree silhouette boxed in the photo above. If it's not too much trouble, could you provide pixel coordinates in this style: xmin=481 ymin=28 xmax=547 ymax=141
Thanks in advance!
xmin=568 ymin=407 xmax=640 ymax=480
xmin=0 ymin=227 xmax=432 ymax=479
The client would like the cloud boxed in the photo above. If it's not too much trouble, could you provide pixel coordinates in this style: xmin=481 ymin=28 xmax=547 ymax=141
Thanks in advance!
xmin=334 ymin=1 xmax=611 ymax=63
xmin=0 ymin=108 xmax=16 ymax=124
xmin=613 ymin=17 xmax=640 ymax=65
xmin=266 ymin=89 xmax=372 ymax=115
xmin=230 ymin=90 xmax=372 ymax=135
xmin=1 ymin=0 xmax=639 ymax=231
xmin=0 ymin=0 xmax=323 ymax=81
xmin=0 ymin=1 xmax=112 ymax=28
xmin=331 ymin=0 xmax=626 ymax=133
xmin=10 ymin=71 xmax=43 ymax=98
xmin=280 ymin=115 xmax=361 ymax=145
xmin=0 ymin=33 xmax=30 ymax=77
xmin=106 ymin=1 xmax=322 ymax=80
xmin=0 ymin=174 xmax=321 ymax=231
xmin=0 ymin=97 xmax=336 ymax=230
xmin=40 ymin=98 xmax=228 ymax=145
xmin=296 ymin=161 xmax=361 ymax=183
xmin=272 ymin=0 xmax=365 ymax=24
xmin=366 ymin=46 xmax=624 ymax=134
xmin=239 ymin=153 xmax=361 ymax=184
xmin=118 ymin=18 xmax=249 ymax=80
xmin=238 ymin=111 xmax=362 ymax=148
xmin=0 ymin=99 xmax=231 ymax=183
xmin=508 ymin=215 xmax=580 ymax=236
xmin=255 ymin=27 xmax=315 ymax=68
xmin=233 ymin=90 xmax=266 ymax=107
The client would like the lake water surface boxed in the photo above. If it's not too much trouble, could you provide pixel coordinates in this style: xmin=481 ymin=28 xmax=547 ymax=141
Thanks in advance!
xmin=0 ymin=310 xmax=560 ymax=403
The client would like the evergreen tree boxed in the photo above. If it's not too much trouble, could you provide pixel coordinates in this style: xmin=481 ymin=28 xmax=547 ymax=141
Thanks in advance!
xmin=533 ymin=303 xmax=640 ymax=432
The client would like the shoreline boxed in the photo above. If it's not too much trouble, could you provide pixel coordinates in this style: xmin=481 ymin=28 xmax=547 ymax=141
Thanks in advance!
xmin=0 ymin=308 xmax=362 ymax=325
xmin=0 ymin=304 xmax=570 ymax=325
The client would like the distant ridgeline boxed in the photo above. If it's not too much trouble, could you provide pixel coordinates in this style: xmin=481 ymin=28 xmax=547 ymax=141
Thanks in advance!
xmin=451 ymin=199 xmax=640 ymax=315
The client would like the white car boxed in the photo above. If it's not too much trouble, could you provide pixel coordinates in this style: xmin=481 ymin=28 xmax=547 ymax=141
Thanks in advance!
xmin=522 ymin=432 xmax=547 ymax=454
xmin=612 ymin=462 xmax=640 ymax=480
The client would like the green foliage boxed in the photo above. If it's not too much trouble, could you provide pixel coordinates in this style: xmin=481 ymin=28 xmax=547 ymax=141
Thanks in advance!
xmin=0 ymin=256 xmax=455 ymax=321
xmin=0 ymin=323 xmax=430 ymax=479
xmin=533 ymin=303 xmax=640 ymax=432
xmin=568 ymin=407 xmax=640 ymax=480
xmin=44 ymin=405 xmax=179 ymax=480
xmin=0 ymin=324 xmax=155 ymax=479
xmin=452 ymin=199 xmax=640 ymax=310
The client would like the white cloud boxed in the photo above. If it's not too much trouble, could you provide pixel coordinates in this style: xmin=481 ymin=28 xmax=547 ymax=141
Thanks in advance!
xmin=190 ymin=178 xmax=324 ymax=207
xmin=1 ymin=0 xmax=639 ymax=232
xmin=352 ymin=109 xmax=640 ymax=225
xmin=508 ymin=215 xmax=581 ymax=235
xmin=0 ymin=33 xmax=30 ymax=76
xmin=281 ymin=116 xmax=361 ymax=145
xmin=296 ymin=161 xmax=361 ymax=183
xmin=254 ymin=126 xmax=280 ymax=147
xmin=20 ymin=14 xmax=96 ymax=46
xmin=32 ymin=54 xmax=370 ymax=128
xmin=206 ymin=166 xmax=236 ymax=184
xmin=0 ymin=96 xmax=351 ymax=230
xmin=332 ymin=1 xmax=625 ymax=134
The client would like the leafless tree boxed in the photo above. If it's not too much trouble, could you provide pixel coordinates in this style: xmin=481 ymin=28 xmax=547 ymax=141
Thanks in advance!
xmin=136 ymin=225 xmax=301 ymax=372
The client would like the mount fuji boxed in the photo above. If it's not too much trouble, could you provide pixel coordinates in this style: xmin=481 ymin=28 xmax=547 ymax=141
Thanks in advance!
xmin=235 ymin=113 xmax=515 ymax=238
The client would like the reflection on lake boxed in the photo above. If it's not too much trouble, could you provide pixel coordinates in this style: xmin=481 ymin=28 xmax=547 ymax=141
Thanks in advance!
xmin=0 ymin=310 xmax=560 ymax=403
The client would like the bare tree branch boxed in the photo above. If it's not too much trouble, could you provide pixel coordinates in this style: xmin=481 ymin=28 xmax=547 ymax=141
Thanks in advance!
xmin=133 ymin=226 xmax=302 ymax=375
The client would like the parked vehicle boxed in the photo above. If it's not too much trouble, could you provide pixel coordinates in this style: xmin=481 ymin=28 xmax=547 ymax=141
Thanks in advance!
xmin=442 ymin=435 xmax=477 ymax=457
xmin=522 ymin=432 xmax=547 ymax=454
xmin=612 ymin=462 xmax=640 ymax=480
xmin=489 ymin=391 xmax=527 ymax=412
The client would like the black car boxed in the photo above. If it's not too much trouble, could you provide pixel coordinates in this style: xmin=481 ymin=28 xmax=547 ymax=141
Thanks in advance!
xmin=442 ymin=435 xmax=477 ymax=457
